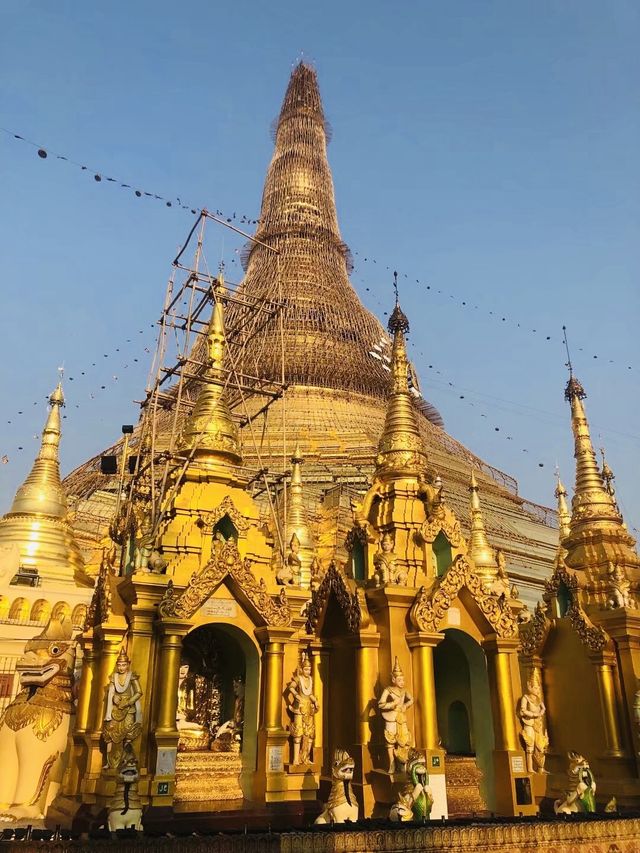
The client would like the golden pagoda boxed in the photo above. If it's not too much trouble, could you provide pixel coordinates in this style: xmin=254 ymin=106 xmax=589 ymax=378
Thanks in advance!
xmin=3 ymin=63 xmax=640 ymax=834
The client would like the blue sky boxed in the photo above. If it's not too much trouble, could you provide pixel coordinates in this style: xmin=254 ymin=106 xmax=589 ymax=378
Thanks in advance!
xmin=1 ymin=1 xmax=638 ymax=533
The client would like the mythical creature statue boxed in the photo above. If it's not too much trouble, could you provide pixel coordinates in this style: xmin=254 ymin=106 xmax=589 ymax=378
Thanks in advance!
xmin=106 ymin=742 xmax=143 ymax=831
xmin=518 ymin=668 xmax=549 ymax=773
xmin=277 ymin=533 xmax=302 ymax=586
xmin=373 ymin=533 xmax=407 ymax=587
xmin=314 ymin=748 xmax=359 ymax=824
xmin=0 ymin=618 xmax=76 ymax=821
xmin=310 ymin=556 xmax=324 ymax=592
xmin=102 ymin=648 xmax=143 ymax=770
xmin=491 ymin=549 xmax=511 ymax=597
xmin=286 ymin=651 xmax=319 ymax=765
xmin=554 ymin=751 xmax=596 ymax=814
xmin=378 ymin=657 xmax=414 ymax=773
xmin=607 ymin=562 xmax=635 ymax=609
xmin=390 ymin=749 xmax=433 ymax=821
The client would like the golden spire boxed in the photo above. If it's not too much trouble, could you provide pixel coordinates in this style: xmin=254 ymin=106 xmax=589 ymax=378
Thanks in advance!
xmin=178 ymin=283 xmax=242 ymax=466
xmin=564 ymin=372 xmax=621 ymax=532
xmin=285 ymin=442 xmax=315 ymax=587
xmin=231 ymin=64 xmax=442 ymax=422
xmin=554 ymin=470 xmax=571 ymax=541
xmin=0 ymin=378 xmax=85 ymax=583
xmin=468 ymin=471 xmax=498 ymax=581
xmin=375 ymin=285 xmax=428 ymax=479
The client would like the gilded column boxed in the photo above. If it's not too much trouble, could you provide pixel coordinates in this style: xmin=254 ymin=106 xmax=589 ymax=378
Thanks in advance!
xmin=406 ymin=631 xmax=441 ymax=750
xmin=484 ymin=638 xmax=519 ymax=752
xmin=590 ymin=650 xmax=624 ymax=757
xmin=74 ymin=634 xmax=97 ymax=736
xmin=309 ymin=640 xmax=330 ymax=760
xmin=155 ymin=620 xmax=190 ymax=736
xmin=355 ymin=634 xmax=380 ymax=748
xmin=91 ymin=630 xmax=123 ymax=734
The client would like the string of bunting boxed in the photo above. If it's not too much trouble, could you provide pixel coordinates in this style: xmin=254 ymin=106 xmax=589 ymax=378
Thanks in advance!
xmin=1 ymin=125 xmax=635 ymax=372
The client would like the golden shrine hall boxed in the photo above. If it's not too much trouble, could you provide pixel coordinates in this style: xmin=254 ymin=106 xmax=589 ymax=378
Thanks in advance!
xmin=1 ymin=63 xmax=639 ymax=831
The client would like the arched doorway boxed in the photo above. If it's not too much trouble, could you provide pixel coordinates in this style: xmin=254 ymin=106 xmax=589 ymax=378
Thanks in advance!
xmin=174 ymin=622 xmax=259 ymax=805
xmin=434 ymin=628 xmax=495 ymax=812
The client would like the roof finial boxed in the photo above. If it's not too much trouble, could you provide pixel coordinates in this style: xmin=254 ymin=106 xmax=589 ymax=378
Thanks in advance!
xmin=376 ymin=289 xmax=426 ymax=479
xmin=562 ymin=325 xmax=573 ymax=377
xmin=178 ymin=289 xmax=242 ymax=465
xmin=468 ymin=471 xmax=498 ymax=582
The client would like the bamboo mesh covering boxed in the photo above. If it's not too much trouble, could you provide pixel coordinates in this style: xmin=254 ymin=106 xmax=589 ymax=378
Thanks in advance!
xmin=62 ymin=64 xmax=557 ymax=596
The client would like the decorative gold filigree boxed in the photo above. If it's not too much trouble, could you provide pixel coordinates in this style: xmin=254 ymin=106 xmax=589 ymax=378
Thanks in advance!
xmin=158 ymin=537 xmax=290 ymax=627
xmin=419 ymin=508 xmax=463 ymax=547
xmin=196 ymin=496 xmax=250 ymax=535
xmin=519 ymin=602 xmax=551 ymax=656
xmin=544 ymin=564 xmax=609 ymax=652
xmin=410 ymin=554 xmax=517 ymax=637
xmin=305 ymin=562 xmax=361 ymax=635
xmin=84 ymin=548 xmax=115 ymax=630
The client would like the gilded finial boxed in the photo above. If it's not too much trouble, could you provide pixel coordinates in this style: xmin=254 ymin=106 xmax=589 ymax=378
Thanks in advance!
xmin=562 ymin=357 xmax=621 ymax=533
xmin=468 ymin=471 xmax=498 ymax=581
xmin=375 ymin=289 xmax=427 ymax=479
xmin=178 ymin=288 xmax=242 ymax=465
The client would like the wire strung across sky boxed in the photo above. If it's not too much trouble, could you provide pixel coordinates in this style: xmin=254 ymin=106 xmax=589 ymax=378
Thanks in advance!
xmin=1 ymin=126 xmax=635 ymax=374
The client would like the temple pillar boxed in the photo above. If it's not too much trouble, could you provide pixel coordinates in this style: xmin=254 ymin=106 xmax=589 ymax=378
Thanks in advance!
xmin=484 ymin=637 xmax=536 ymax=816
xmin=61 ymin=632 xmax=97 ymax=797
xmin=350 ymin=631 xmax=380 ymax=818
xmin=255 ymin=626 xmax=295 ymax=803
xmin=81 ymin=626 xmax=126 ymax=798
xmin=148 ymin=617 xmax=191 ymax=807
xmin=308 ymin=639 xmax=330 ymax=772
xmin=406 ymin=630 xmax=447 ymax=817
xmin=589 ymin=648 xmax=624 ymax=759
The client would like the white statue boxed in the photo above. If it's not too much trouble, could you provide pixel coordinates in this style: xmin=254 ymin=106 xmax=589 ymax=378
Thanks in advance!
xmin=314 ymin=749 xmax=358 ymax=824
xmin=607 ymin=562 xmax=635 ymax=609
xmin=176 ymin=661 xmax=204 ymax=732
xmin=286 ymin=651 xmax=319 ymax=765
xmin=378 ymin=657 xmax=414 ymax=773
xmin=518 ymin=668 xmax=549 ymax=774
xmin=106 ymin=743 xmax=143 ymax=831
xmin=102 ymin=648 xmax=143 ymax=770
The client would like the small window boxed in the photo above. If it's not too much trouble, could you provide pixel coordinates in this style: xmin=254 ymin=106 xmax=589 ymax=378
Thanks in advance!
xmin=352 ymin=539 xmax=365 ymax=581
xmin=214 ymin=515 xmax=238 ymax=541
xmin=433 ymin=531 xmax=452 ymax=577
xmin=557 ymin=581 xmax=571 ymax=617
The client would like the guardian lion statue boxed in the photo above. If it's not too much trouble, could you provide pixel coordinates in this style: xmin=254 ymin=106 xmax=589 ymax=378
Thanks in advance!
xmin=554 ymin=751 xmax=596 ymax=814
xmin=0 ymin=618 xmax=76 ymax=821
xmin=315 ymin=748 xmax=359 ymax=824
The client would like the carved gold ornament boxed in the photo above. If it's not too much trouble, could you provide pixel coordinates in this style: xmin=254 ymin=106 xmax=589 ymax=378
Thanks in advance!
xmin=305 ymin=562 xmax=361 ymax=635
xmin=545 ymin=565 xmax=609 ymax=653
xmin=158 ymin=537 xmax=290 ymax=627
xmin=410 ymin=554 xmax=517 ymax=637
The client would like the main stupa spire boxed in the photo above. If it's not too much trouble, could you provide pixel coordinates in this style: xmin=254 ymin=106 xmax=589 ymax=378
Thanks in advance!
xmin=236 ymin=63 xmax=402 ymax=401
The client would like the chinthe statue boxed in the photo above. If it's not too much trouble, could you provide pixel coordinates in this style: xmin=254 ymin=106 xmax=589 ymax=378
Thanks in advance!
xmin=518 ymin=668 xmax=549 ymax=773
xmin=554 ymin=751 xmax=596 ymax=814
xmin=102 ymin=647 xmax=143 ymax=770
xmin=286 ymin=651 xmax=319 ymax=765
xmin=315 ymin=748 xmax=359 ymax=824
xmin=373 ymin=532 xmax=407 ymax=587
xmin=0 ymin=618 xmax=76 ymax=821
xmin=378 ymin=657 xmax=414 ymax=773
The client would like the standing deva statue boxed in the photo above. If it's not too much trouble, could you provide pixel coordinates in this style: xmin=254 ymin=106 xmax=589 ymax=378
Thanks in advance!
xmin=378 ymin=657 xmax=414 ymax=773
xmin=102 ymin=647 xmax=143 ymax=770
xmin=286 ymin=651 xmax=319 ymax=765
xmin=518 ymin=668 xmax=549 ymax=774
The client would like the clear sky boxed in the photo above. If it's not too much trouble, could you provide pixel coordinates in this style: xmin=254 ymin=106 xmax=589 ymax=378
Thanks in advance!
xmin=1 ymin=1 xmax=638 ymax=534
